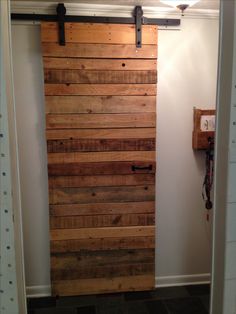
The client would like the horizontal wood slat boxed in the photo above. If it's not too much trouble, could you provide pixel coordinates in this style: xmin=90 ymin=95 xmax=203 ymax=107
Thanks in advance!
xmin=45 ymin=84 xmax=157 ymax=96
xmin=46 ymin=113 xmax=156 ymax=129
xmin=51 ymin=236 xmax=155 ymax=253
xmin=51 ymin=249 xmax=154 ymax=268
xmin=50 ymin=213 xmax=155 ymax=229
xmin=51 ymin=263 xmax=154 ymax=280
xmin=47 ymin=151 xmax=155 ymax=164
xmin=48 ymin=161 xmax=156 ymax=176
xmin=51 ymin=226 xmax=155 ymax=241
xmin=45 ymin=95 xmax=156 ymax=114
xmin=49 ymin=185 xmax=155 ymax=205
xmin=43 ymin=58 xmax=157 ymax=70
xmin=42 ymin=23 xmax=157 ymax=32
xmin=45 ymin=69 xmax=157 ymax=84
xmin=44 ymin=84 xmax=156 ymax=96
xmin=46 ymin=128 xmax=156 ymax=140
xmin=49 ymin=174 xmax=155 ymax=188
xmin=41 ymin=23 xmax=157 ymax=45
xmin=47 ymin=138 xmax=155 ymax=153
xmin=50 ymin=201 xmax=155 ymax=217
xmin=42 ymin=43 xmax=157 ymax=59
xmin=52 ymin=275 xmax=155 ymax=296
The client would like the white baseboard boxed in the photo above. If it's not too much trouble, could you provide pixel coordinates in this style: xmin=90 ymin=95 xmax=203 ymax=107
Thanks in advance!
xmin=26 ymin=274 xmax=211 ymax=298
xmin=26 ymin=285 xmax=51 ymax=298
xmin=156 ymin=273 xmax=211 ymax=287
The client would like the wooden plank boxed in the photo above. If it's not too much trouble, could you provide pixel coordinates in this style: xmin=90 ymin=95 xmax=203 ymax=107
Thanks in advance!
xmin=43 ymin=58 xmax=157 ymax=70
xmin=47 ymin=151 xmax=155 ymax=164
xmin=41 ymin=23 xmax=157 ymax=45
xmin=42 ymin=22 xmax=157 ymax=32
xmin=51 ymin=263 xmax=154 ymax=280
xmin=49 ymin=174 xmax=155 ymax=188
xmin=47 ymin=138 xmax=155 ymax=153
xmin=50 ymin=213 xmax=155 ymax=229
xmin=42 ymin=43 xmax=157 ymax=59
xmin=44 ymin=84 xmax=157 ymax=96
xmin=192 ymin=131 xmax=214 ymax=150
xmin=52 ymin=275 xmax=155 ymax=296
xmin=46 ymin=128 xmax=156 ymax=140
xmin=42 ymin=29 xmax=156 ymax=45
xmin=51 ymin=251 xmax=154 ymax=279
xmin=45 ymin=95 xmax=156 ymax=114
xmin=50 ymin=201 xmax=155 ymax=216
xmin=51 ymin=249 xmax=154 ymax=268
xmin=44 ymin=69 xmax=157 ymax=84
xmin=46 ymin=113 xmax=156 ymax=129
xmin=50 ymin=236 xmax=155 ymax=253
xmin=48 ymin=161 xmax=156 ymax=176
xmin=50 ymin=225 xmax=155 ymax=241
xmin=49 ymin=185 xmax=155 ymax=205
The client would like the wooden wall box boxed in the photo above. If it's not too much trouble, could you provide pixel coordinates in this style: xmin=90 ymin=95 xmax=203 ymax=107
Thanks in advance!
xmin=192 ymin=108 xmax=215 ymax=150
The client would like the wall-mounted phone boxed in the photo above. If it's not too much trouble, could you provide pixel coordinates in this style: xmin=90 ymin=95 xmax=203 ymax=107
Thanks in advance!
xmin=192 ymin=108 xmax=215 ymax=149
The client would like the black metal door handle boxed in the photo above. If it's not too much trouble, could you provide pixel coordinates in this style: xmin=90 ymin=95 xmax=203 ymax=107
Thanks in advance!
xmin=132 ymin=165 xmax=152 ymax=171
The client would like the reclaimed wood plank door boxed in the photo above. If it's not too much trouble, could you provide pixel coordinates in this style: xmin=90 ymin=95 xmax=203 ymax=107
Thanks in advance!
xmin=41 ymin=22 xmax=157 ymax=296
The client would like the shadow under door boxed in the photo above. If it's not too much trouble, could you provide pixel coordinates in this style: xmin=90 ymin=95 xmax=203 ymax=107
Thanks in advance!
xmin=41 ymin=21 xmax=157 ymax=296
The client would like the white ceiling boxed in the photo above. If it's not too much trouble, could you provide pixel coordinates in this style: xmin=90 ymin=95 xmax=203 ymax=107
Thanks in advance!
xmin=12 ymin=0 xmax=220 ymax=11
xmin=79 ymin=1 xmax=220 ymax=10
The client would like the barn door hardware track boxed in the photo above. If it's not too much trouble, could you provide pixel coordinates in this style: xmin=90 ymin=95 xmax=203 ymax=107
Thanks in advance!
xmin=57 ymin=3 xmax=66 ymax=46
xmin=11 ymin=3 xmax=180 ymax=47
xmin=134 ymin=6 xmax=143 ymax=48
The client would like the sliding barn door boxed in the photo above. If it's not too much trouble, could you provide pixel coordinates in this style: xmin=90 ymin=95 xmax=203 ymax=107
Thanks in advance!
xmin=41 ymin=22 xmax=157 ymax=296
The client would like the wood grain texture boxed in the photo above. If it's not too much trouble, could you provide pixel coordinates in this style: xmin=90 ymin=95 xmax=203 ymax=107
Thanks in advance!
xmin=47 ymin=138 xmax=155 ymax=153
xmin=41 ymin=23 xmax=157 ymax=45
xmin=43 ymin=57 xmax=157 ymax=70
xmin=192 ymin=108 xmax=215 ymax=150
xmin=51 ymin=236 xmax=155 ymax=253
xmin=51 ymin=249 xmax=154 ymax=269
xmin=49 ymin=174 xmax=155 ymax=188
xmin=51 ymin=225 xmax=155 ymax=241
xmin=49 ymin=185 xmax=155 ymax=205
xmin=42 ymin=21 xmax=157 ymax=295
xmin=46 ymin=128 xmax=156 ymax=140
xmin=52 ymin=275 xmax=155 ymax=296
xmin=50 ymin=213 xmax=155 ymax=229
xmin=51 ymin=263 xmax=154 ymax=280
xmin=42 ymin=43 xmax=157 ymax=59
xmin=45 ymin=84 xmax=157 ymax=96
xmin=192 ymin=131 xmax=214 ymax=150
xmin=50 ymin=201 xmax=155 ymax=216
xmin=48 ymin=161 xmax=156 ymax=176
xmin=46 ymin=113 xmax=156 ymax=129
xmin=45 ymin=95 xmax=156 ymax=114
xmin=47 ymin=151 xmax=155 ymax=164
xmin=44 ymin=69 xmax=157 ymax=84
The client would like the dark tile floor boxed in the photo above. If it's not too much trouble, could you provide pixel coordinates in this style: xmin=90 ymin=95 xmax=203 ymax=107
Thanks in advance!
xmin=27 ymin=284 xmax=210 ymax=314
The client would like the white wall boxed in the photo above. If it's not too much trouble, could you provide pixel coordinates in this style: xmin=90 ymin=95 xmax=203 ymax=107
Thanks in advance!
xmin=156 ymin=17 xmax=219 ymax=284
xmin=11 ymin=15 xmax=219 ymax=293
xmin=210 ymin=1 xmax=236 ymax=313
xmin=11 ymin=25 xmax=51 ymax=291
